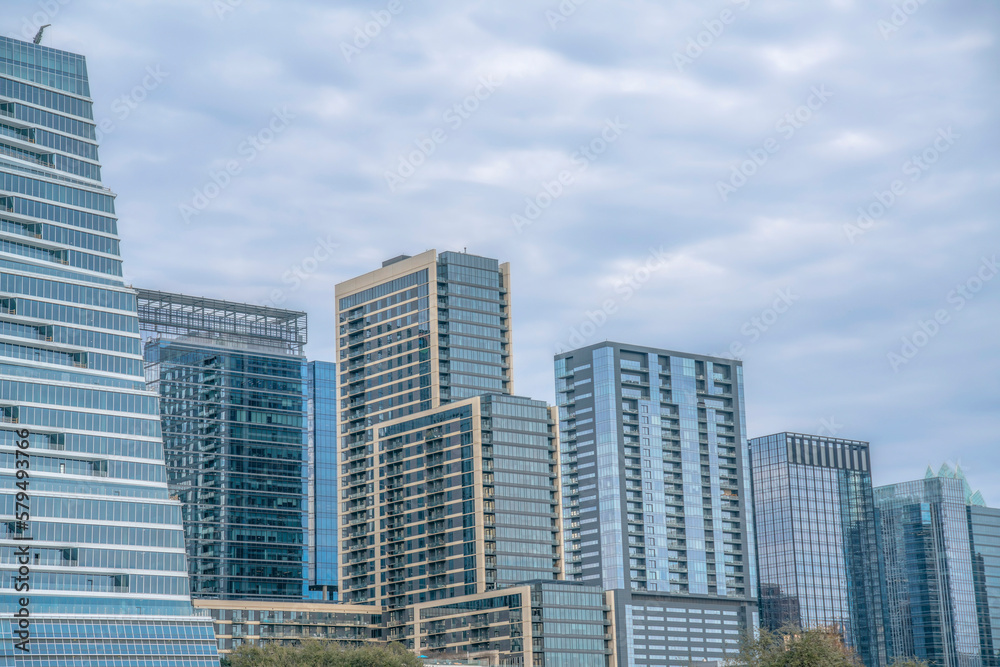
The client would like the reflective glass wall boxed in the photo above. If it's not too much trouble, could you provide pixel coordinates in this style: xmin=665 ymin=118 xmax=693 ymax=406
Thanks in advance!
xmin=138 ymin=290 xmax=308 ymax=602
xmin=750 ymin=432 xmax=887 ymax=667
xmin=0 ymin=35 xmax=217 ymax=665
xmin=876 ymin=477 xmax=982 ymax=667
xmin=307 ymin=360 xmax=338 ymax=600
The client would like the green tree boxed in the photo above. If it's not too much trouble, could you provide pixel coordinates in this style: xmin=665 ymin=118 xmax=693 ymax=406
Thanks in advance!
xmin=224 ymin=640 xmax=424 ymax=667
xmin=888 ymin=659 xmax=930 ymax=667
xmin=737 ymin=626 xmax=859 ymax=667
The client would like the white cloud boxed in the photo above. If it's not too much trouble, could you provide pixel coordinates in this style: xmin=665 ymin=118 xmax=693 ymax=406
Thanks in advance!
xmin=3 ymin=0 xmax=997 ymax=502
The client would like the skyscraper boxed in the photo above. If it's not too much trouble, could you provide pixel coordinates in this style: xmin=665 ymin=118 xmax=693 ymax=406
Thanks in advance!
xmin=554 ymin=342 xmax=757 ymax=667
xmin=306 ymin=360 xmax=338 ymax=600
xmin=335 ymin=249 xmax=517 ymax=611
xmin=749 ymin=432 xmax=887 ymax=667
xmin=0 ymin=35 xmax=217 ymax=665
xmin=137 ymin=289 xmax=309 ymax=601
xmin=336 ymin=249 xmax=512 ymax=445
xmin=969 ymin=504 xmax=1000 ymax=667
xmin=876 ymin=475 xmax=982 ymax=667
xmin=927 ymin=463 xmax=1000 ymax=667
xmin=334 ymin=252 xmax=609 ymax=666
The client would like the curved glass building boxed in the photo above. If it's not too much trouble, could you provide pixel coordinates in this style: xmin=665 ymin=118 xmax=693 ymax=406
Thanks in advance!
xmin=0 ymin=35 xmax=217 ymax=665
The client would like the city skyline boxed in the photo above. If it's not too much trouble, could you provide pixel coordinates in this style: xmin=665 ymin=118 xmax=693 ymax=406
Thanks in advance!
xmin=2 ymin=8 xmax=996 ymax=664
xmin=1 ymin=0 xmax=995 ymax=504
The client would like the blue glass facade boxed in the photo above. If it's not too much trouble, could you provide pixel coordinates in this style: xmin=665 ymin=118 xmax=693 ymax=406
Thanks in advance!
xmin=554 ymin=342 xmax=757 ymax=667
xmin=876 ymin=477 xmax=982 ymax=667
xmin=307 ymin=360 xmax=338 ymax=600
xmin=750 ymin=432 xmax=887 ymax=667
xmin=435 ymin=251 xmax=511 ymax=401
xmin=0 ymin=35 xmax=217 ymax=665
xmin=138 ymin=290 xmax=309 ymax=602
xmin=970 ymin=506 xmax=1000 ymax=667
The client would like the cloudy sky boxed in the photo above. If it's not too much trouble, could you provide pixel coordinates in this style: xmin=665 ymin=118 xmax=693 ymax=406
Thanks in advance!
xmin=6 ymin=0 xmax=998 ymax=499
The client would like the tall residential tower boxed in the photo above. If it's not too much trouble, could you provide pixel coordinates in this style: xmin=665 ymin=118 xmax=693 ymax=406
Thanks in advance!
xmin=0 ymin=36 xmax=217 ymax=665
xmin=335 ymin=252 xmax=608 ymax=666
xmin=554 ymin=342 xmax=757 ymax=667
xmin=336 ymin=249 xmax=512 ymax=447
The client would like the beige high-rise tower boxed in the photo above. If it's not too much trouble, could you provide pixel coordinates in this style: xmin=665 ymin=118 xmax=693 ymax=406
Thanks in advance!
xmin=335 ymin=249 xmax=513 ymax=437
xmin=335 ymin=251 xmax=567 ymax=643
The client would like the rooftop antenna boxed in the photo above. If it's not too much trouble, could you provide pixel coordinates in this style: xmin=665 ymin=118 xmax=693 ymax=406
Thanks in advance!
xmin=33 ymin=24 xmax=51 ymax=45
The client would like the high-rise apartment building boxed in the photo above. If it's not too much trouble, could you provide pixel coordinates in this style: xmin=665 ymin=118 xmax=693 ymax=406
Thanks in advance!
xmin=334 ymin=252 xmax=610 ymax=665
xmin=0 ymin=36 xmax=217 ymax=664
xmin=554 ymin=342 xmax=757 ymax=667
xmin=749 ymin=432 xmax=886 ymax=667
xmin=876 ymin=475 xmax=982 ymax=667
xmin=338 ymin=391 xmax=563 ymax=629
xmin=336 ymin=250 xmax=512 ymax=446
xmin=138 ymin=289 xmax=309 ymax=601
xmin=307 ymin=360 xmax=338 ymax=600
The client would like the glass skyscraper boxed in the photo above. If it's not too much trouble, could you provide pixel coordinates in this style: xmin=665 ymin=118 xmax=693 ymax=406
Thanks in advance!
xmin=306 ymin=360 xmax=338 ymax=600
xmin=0 ymin=36 xmax=217 ymax=665
xmin=554 ymin=342 xmax=757 ymax=667
xmin=137 ymin=289 xmax=309 ymax=601
xmin=749 ymin=432 xmax=887 ymax=667
xmin=876 ymin=476 xmax=982 ymax=667
xmin=927 ymin=463 xmax=1000 ymax=667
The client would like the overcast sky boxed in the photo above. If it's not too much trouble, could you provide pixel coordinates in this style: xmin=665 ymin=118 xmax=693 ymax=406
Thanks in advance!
xmin=6 ymin=0 xmax=998 ymax=500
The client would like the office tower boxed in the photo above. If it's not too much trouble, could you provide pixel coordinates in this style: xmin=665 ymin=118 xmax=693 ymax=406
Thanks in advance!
xmin=970 ymin=504 xmax=1000 ymax=667
xmin=336 ymin=249 xmax=512 ymax=445
xmin=307 ymin=360 xmax=338 ymax=600
xmin=876 ymin=475 xmax=982 ymax=667
xmin=927 ymin=464 xmax=1000 ymax=667
xmin=0 ymin=36 xmax=217 ymax=664
xmin=749 ymin=432 xmax=887 ymax=667
xmin=137 ymin=289 xmax=309 ymax=600
xmin=554 ymin=342 xmax=758 ymax=667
